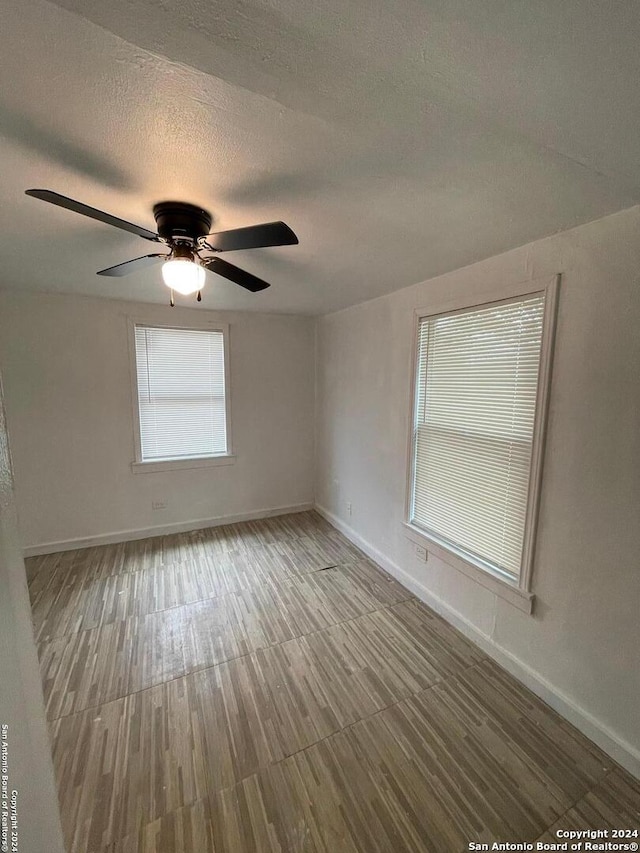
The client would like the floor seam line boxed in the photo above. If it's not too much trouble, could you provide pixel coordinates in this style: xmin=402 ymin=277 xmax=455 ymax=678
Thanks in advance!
xmin=532 ymin=767 xmax=617 ymax=843
xmin=33 ymin=548 xmax=384 ymax=643
xmin=44 ymin=598 xmax=424 ymax=723
xmin=35 ymin=565 xmax=382 ymax=644
xmin=29 ymin=524 xmax=344 ymax=587
xmin=28 ymin=539 xmax=303 ymax=586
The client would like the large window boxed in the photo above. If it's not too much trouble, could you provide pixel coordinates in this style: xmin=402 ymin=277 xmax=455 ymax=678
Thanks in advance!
xmin=408 ymin=280 xmax=557 ymax=591
xmin=132 ymin=324 xmax=230 ymax=466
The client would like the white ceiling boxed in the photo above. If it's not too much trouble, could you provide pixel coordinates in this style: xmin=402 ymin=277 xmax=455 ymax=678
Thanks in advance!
xmin=1 ymin=0 xmax=639 ymax=315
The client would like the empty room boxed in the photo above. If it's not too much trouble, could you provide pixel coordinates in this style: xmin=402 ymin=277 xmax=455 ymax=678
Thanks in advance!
xmin=0 ymin=1 xmax=639 ymax=851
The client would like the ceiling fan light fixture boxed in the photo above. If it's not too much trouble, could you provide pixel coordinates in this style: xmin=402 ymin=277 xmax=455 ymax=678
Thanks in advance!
xmin=161 ymin=258 xmax=206 ymax=295
xmin=25 ymin=191 xmax=299 ymax=295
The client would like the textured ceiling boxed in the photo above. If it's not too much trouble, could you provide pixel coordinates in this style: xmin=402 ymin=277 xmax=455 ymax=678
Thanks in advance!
xmin=1 ymin=0 xmax=639 ymax=314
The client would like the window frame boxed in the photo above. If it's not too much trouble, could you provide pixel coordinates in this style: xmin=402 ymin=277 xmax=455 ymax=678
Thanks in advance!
xmin=127 ymin=316 xmax=235 ymax=473
xmin=403 ymin=274 xmax=560 ymax=612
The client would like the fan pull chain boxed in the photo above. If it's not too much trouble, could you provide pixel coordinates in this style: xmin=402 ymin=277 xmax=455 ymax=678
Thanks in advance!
xmin=197 ymin=290 xmax=202 ymax=302
xmin=169 ymin=289 xmax=175 ymax=307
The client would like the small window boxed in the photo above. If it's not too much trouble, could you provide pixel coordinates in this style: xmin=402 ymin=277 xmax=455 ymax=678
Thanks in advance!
xmin=409 ymin=284 xmax=556 ymax=588
xmin=132 ymin=324 xmax=229 ymax=463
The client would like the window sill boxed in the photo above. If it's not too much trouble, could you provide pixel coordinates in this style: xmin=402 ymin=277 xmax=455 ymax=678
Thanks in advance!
xmin=131 ymin=454 xmax=236 ymax=474
xmin=402 ymin=522 xmax=534 ymax=614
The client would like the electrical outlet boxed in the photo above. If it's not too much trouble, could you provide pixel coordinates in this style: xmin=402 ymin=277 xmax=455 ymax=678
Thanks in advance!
xmin=346 ymin=502 xmax=352 ymax=517
xmin=415 ymin=544 xmax=428 ymax=562
xmin=152 ymin=500 xmax=168 ymax=511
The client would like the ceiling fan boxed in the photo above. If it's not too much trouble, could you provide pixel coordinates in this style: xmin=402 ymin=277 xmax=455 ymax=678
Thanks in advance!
xmin=25 ymin=190 xmax=298 ymax=304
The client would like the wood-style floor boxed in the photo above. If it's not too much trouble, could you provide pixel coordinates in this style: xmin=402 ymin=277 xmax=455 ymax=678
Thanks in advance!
xmin=27 ymin=511 xmax=639 ymax=853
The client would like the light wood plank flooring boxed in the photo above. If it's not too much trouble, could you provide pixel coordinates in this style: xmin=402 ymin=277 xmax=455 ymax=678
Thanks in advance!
xmin=27 ymin=511 xmax=640 ymax=852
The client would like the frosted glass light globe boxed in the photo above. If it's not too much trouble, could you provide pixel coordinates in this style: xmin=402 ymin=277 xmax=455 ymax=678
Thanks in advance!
xmin=162 ymin=259 xmax=206 ymax=295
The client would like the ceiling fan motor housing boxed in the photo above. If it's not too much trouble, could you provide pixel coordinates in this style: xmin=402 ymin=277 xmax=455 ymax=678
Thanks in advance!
xmin=153 ymin=201 xmax=212 ymax=244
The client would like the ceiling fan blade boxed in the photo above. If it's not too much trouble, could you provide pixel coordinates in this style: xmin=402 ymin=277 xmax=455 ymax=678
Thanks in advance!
xmin=201 ymin=221 xmax=298 ymax=252
xmin=25 ymin=189 xmax=160 ymax=242
xmin=97 ymin=254 xmax=168 ymax=276
xmin=202 ymin=257 xmax=270 ymax=292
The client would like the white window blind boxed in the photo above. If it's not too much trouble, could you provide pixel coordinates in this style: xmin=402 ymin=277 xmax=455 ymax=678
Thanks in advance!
xmin=411 ymin=293 xmax=545 ymax=580
xmin=134 ymin=325 xmax=228 ymax=461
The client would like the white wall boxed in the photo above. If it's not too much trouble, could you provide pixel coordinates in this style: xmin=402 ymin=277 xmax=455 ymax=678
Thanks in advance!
xmin=315 ymin=205 xmax=640 ymax=774
xmin=0 ymin=374 xmax=65 ymax=853
xmin=0 ymin=293 xmax=315 ymax=550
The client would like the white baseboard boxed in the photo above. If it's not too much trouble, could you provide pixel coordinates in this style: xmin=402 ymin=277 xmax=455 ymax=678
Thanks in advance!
xmin=315 ymin=503 xmax=640 ymax=781
xmin=23 ymin=502 xmax=315 ymax=557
